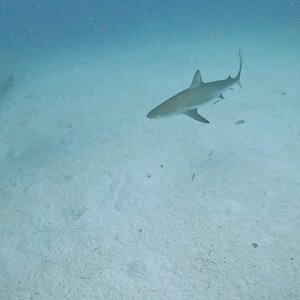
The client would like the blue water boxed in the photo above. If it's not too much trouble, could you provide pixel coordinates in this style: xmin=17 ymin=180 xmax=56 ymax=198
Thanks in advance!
xmin=0 ymin=1 xmax=299 ymax=299
xmin=1 ymin=1 xmax=299 ymax=48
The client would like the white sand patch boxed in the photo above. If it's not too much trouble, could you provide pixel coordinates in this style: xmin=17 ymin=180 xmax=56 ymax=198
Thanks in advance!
xmin=0 ymin=36 xmax=299 ymax=299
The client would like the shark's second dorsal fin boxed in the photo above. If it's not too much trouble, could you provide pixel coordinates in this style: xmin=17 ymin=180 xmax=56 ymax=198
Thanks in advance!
xmin=190 ymin=70 xmax=203 ymax=88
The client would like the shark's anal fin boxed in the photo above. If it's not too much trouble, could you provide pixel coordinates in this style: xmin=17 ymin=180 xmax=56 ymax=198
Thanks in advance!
xmin=184 ymin=109 xmax=209 ymax=123
xmin=190 ymin=70 xmax=204 ymax=88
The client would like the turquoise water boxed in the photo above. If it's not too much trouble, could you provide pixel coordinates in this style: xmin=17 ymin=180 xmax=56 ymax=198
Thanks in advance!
xmin=0 ymin=1 xmax=299 ymax=299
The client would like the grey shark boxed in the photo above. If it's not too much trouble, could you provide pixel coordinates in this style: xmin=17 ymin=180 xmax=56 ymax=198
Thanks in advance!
xmin=147 ymin=50 xmax=243 ymax=123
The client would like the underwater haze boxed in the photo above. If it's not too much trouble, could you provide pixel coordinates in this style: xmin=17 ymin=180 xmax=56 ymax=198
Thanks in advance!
xmin=0 ymin=1 xmax=300 ymax=299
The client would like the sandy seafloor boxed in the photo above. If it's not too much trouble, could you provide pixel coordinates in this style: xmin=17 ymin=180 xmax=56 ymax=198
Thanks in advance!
xmin=0 ymin=27 xmax=300 ymax=299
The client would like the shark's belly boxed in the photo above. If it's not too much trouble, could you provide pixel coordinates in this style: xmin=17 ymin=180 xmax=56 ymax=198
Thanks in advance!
xmin=188 ymin=87 xmax=230 ymax=110
xmin=185 ymin=93 xmax=215 ymax=110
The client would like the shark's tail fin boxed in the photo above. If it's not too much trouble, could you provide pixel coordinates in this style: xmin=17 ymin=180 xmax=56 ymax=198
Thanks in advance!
xmin=236 ymin=49 xmax=243 ymax=88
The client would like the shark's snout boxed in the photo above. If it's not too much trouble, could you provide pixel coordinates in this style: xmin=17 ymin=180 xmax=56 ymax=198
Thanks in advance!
xmin=147 ymin=109 xmax=160 ymax=119
xmin=147 ymin=112 xmax=153 ymax=119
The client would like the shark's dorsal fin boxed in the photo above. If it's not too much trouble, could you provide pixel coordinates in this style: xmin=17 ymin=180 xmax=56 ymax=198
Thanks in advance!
xmin=190 ymin=70 xmax=203 ymax=88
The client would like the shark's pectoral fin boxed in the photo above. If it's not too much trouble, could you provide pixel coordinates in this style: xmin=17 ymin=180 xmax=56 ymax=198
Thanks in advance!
xmin=184 ymin=109 xmax=209 ymax=123
xmin=219 ymin=94 xmax=224 ymax=99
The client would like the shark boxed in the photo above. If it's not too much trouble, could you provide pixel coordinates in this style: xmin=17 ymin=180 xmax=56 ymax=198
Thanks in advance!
xmin=147 ymin=49 xmax=243 ymax=123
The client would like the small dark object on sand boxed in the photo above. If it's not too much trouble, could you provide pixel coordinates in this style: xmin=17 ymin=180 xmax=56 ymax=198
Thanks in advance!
xmin=252 ymin=242 xmax=258 ymax=248
xmin=281 ymin=92 xmax=287 ymax=96
xmin=235 ymin=120 xmax=245 ymax=125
